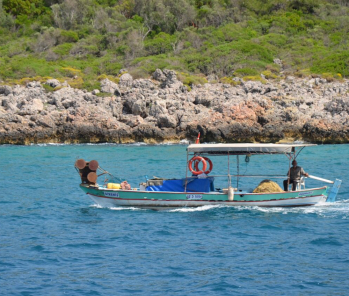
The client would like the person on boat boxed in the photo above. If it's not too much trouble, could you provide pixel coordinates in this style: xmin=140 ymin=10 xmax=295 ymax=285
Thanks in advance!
xmin=121 ymin=180 xmax=131 ymax=190
xmin=283 ymin=160 xmax=309 ymax=191
xmin=197 ymin=172 xmax=207 ymax=179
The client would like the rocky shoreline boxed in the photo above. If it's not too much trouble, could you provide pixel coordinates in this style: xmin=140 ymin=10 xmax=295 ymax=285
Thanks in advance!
xmin=1 ymin=69 xmax=349 ymax=145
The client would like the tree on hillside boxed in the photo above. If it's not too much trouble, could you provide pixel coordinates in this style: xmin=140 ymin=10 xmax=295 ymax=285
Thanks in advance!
xmin=163 ymin=0 xmax=196 ymax=31
xmin=133 ymin=0 xmax=196 ymax=34
xmin=288 ymin=0 xmax=319 ymax=13
xmin=115 ymin=0 xmax=135 ymax=18
xmin=51 ymin=0 xmax=96 ymax=30
xmin=133 ymin=0 xmax=171 ymax=36
xmin=3 ymin=0 xmax=47 ymax=17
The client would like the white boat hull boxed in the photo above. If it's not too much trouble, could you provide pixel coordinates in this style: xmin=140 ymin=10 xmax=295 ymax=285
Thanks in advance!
xmin=87 ymin=192 xmax=327 ymax=209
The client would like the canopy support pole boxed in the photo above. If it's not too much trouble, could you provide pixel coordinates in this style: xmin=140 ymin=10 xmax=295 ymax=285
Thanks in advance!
xmin=185 ymin=149 xmax=189 ymax=192
xmin=228 ymin=152 xmax=231 ymax=188
xmin=237 ymin=155 xmax=240 ymax=189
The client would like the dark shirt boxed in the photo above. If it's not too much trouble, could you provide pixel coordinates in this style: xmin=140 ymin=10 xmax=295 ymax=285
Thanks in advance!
xmin=287 ymin=166 xmax=306 ymax=181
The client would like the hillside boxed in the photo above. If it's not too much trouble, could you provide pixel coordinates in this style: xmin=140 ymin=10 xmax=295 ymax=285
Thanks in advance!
xmin=1 ymin=0 xmax=349 ymax=90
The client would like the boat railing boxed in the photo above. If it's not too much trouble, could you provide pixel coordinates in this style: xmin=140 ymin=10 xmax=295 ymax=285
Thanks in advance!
xmin=200 ymin=174 xmax=286 ymax=178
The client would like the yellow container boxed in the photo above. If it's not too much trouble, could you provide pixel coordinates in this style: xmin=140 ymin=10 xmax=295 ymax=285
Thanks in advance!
xmin=113 ymin=184 xmax=121 ymax=189
xmin=107 ymin=183 xmax=121 ymax=189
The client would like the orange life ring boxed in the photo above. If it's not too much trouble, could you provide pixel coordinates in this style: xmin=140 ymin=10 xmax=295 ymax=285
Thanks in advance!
xmin=194 ymin=157 xmax=213 ymax=175
xmin=188 ymin=156 xmax=207 ymax=175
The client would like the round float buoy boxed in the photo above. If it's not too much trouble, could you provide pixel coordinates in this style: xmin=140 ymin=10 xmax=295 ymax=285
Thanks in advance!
xmin=188 ymin=156 xmax=207 ymax=175
xmin=87 ymin=172 xmax=97 ymax=183
xmin=75 ymin=159 xmax=86 ymax=169
xmin=194 ymin=157 xmax=213 ymax=175
xmin=88 ymin=160 xmax=99 ymax=171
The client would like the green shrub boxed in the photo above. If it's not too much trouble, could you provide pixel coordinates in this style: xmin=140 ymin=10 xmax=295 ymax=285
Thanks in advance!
xmin=294 ymin=68 xmax=311 ymax=77
xmin=257 ymin=33 xmax=288 ymax=47
xmin=243 ymin=75 xmax=267 ymax=83
xmin=132 ymin=54 xmax=172 ymax=74
xmin=5 ymin=75 xmax=51 ymax=86
xmin=97 ymin=74 xmax=119 ymax=84
xmin=52 ymin=43 xmax=74 ymax=57
xmin=60 ymin=67 xmax=82 ymax=78
xmin=231 ymin=40 xmax=274 ymax=62
xmin=265 ymin=63 xmax=281 ymax=73
xmin=261 ymin=70 xmax=278 ymax=79
xmin=82 ymin=79 xmax=101 ymax=91
xmin=116 ymin=45 xmax=129 ymax=55
xmin=67 ymin=76 xmax=84 ymax=88
xmin=0 ymin=56 xmax=57 ymax=79
xmin=1 ymin=0 xmax=349 ymax=86
xmin=43 ymin=83 xmax=55 ymax=92
xmin=215 ymin=23 xmax=257 ymax=42
xmin=128 ymin=68 xmax=149 ymax=79
xmin=287 ymin=0 xmax=319 ymax=14
xmin=144 ymin=32 xmax=174 ymax=55
xmin=321 ymin=73 xmax=336 ymax=82
xmin=60 ymin=30 xmax=79 ymax=43
xmin=96 ymin=92 xmax=113 ymax=97
xmin=177 ymin=72 xmax=207 ymax=86
xmin=311 ymin=51 xmax=349 ymax=77
xmin=220 ymin=77 xmax=240 ymax=85
xmin=234 ymin=68 xmax=259 ymax=77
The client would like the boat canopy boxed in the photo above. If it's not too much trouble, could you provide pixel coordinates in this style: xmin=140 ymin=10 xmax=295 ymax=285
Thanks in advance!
xmin=187 ymin=143 xmax=316 ymax=155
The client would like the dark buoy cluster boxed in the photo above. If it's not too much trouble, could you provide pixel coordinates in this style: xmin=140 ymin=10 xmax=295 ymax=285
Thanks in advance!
xmin=75 ymin=159 xmax=99 ymax=185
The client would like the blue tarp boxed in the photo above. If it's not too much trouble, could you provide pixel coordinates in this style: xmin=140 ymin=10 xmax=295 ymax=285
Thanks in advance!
xmin=146 ymin=177 xmax=214 ymax=192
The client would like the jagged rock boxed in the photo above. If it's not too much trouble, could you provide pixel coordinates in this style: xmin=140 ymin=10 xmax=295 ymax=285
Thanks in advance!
xmin=100 ymin=78 xmax=121 ymax=95
xmin=207 ymin=74 xmax=218 ymax=82
xmin=153 ymin=69 xmax=184 ymax=90
xmin=132 ymin=99 xmax=147 ymax=116
xmin=83 ymin=93 xmax=96 ymax=102
xmin=37 ymin=115 xmax=56 ymax=128
xmin=274 ymin=58 xmax=282 ymax=66
xmin=243 ymin=81 xmax=263 ymax=93
xmin=0 ymin=85 xmax=12 ymax=96
xmin=26 ymin=81 xmax=41 ymax=88
xmin=132 ymin=79 xmax=155 ymax=89
xmin=152 ymin=69 xmax=166 ymax=82
xmin=32 ymin=99 xmax=44 ymax=112
xmin=1 ymin=69 xmax=349 ymax=144
xmin=125 ymin=115 xmax=143 ymax=128
xmin=4 ymin=102 xmax=18 ymax=113
xmin=2 ymin=97 xmax=17 ymax=111
xmin=119 ymin=73 xmax=133 ymax=87
xmin=62 ymin=81 xmax=70 ymax=88
xmin=45 ymin=79 xmax=61 ymax=88
xmin=162 ymin=69 xmax=179 ymax=87
xmin=157 ymin=114 xmax=177 ymax=128
xmin=261 ymin=84 xmax=278 ymax=95
xmin=17 ymin=99 xmax=44 ymax=115
xmin=149 ymin=100 xmax=167 ymax=117
xmin=195 ymin=94 xmax=212 ymax=107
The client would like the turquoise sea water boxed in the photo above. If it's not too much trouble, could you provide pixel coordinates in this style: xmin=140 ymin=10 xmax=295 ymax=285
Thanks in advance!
xmin=0 ymin=143 xmax=349 ymax=295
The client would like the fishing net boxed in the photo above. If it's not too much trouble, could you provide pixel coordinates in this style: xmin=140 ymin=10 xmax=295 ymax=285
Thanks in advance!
xmin=253 ymin=179 xmax=284 ymax=193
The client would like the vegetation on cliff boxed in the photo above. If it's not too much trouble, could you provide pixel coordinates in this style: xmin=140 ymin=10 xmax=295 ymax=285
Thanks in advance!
xmin=0 ymin=0 xmax=348 ymax=90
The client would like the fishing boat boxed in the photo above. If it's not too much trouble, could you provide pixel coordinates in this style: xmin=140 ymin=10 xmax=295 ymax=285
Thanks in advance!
xmin=75 ymin=143 xmax=341 ymax=209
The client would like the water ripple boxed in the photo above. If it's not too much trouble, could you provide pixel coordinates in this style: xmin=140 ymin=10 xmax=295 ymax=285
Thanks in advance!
xmin=0 ymin=144 xmax=348 ymax=295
